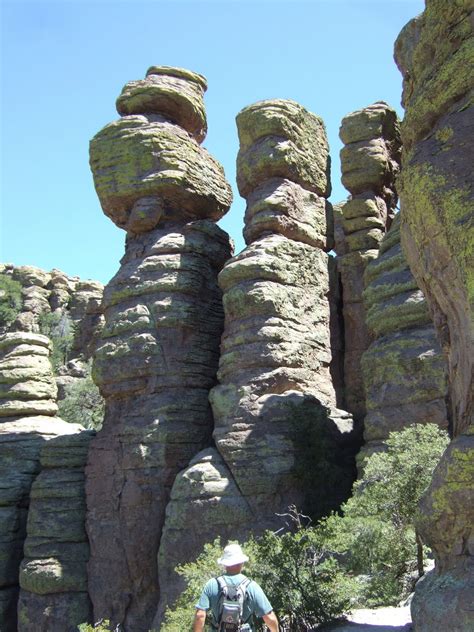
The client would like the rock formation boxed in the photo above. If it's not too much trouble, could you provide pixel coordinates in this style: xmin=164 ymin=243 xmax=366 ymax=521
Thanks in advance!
xmin=395 ymin=3 xmax=473 ymax=630
xmin=152 ymin=99 xmax=354 ymax=627
xmin=337 ymin=102 xmax=401 ymax=423
xmin=0 ymin=333 xmax=84 ymax=632
xmin=359 ymin=214 xmax=448 ymax=463
xmin=17 ymin=431 xmax=94 ymax=631
xmin=213 ymin=100 xmax=353 ymax=520
xmin=0 ymin=264 xmax=104 ymax=416
xmin=86 ymin=66 xmax=233 ymax=630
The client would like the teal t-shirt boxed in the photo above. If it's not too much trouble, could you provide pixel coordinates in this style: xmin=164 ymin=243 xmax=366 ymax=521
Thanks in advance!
xmin=196 ymin=573 xmax=273 ymax=630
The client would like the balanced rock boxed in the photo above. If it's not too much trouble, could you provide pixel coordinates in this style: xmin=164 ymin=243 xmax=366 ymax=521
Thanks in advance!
xmin=359 ymin=214 xmax=448 ymax=463
xmin=86 ymin=67 xmax=232 ymax=631
xmin=90 ymin=67 xmax=231 ymax=232
xmin=336 ymin=102 xmax=401 ymax=422
xmin=116 ymin=66 xmax=208 ymax=142
xmin=236 ymin=99 xmax=331 ymax=198
xmin=17 ymin=431 xmax=94 ymax=632
xmin=395 ymin=4 xmax=473 ymax=630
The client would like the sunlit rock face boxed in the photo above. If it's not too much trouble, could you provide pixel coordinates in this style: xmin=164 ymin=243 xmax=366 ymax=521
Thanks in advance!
xmin=17 ymin=431 xmax=94 ymax=632
xmin=86 ymin=66 xmax=232 ymax=631
xmin=359 ymin=214 xmax=449 ymax=465
xmin=336 ymin=102 xmax=401 ymax=424
xmin=394 ymin=2 xmax=474 ymax=630
xmin=212 ymin=99 xmax=354 ymax=524
xmin=0 ymin=332 xmax=84 ymax=632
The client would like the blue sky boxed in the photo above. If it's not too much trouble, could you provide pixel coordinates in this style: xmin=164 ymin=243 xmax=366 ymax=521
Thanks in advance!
xmin=1 ymin=0 xmax=424 ymax=285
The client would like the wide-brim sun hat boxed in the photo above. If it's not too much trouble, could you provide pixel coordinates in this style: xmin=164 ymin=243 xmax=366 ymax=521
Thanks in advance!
xmin=217 ymin=543 xmax=249 ymax=566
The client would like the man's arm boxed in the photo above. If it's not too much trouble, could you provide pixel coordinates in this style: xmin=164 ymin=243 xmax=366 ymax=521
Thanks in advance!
xmin=193 ymin=607 xmax=207 ymax=632
xmin=262 ymin=610 xmax=279 ymax=632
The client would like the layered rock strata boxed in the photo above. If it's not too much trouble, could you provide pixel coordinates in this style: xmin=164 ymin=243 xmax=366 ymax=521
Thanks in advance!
xmin=395 ymin=3 xmax=474 ymax=630
xmin=87 ymin=66 xmax=232 ymax=630
xmin=152 ymin=99 xmax=354 ymax=627
xmin=0 ymin=333 xmax=84 ymax=632
xmin=337 ymin=102 xmax=401 ymax=422
xmin=18 ymin=431 xmax=94 ymax=631
xmin=212 ymin=100 xmax=353 ymax=523
xmin=359 ymin=214 xmax=448 ymax=462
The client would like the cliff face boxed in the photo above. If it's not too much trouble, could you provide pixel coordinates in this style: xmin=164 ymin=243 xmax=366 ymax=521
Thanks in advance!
xmin=395 ymin=2 xmax=474 ymax=630
xmin=337 ymin=103 xmax=401 ymax=424
xmin=359 ymin=214 xmax=449 ymax=463
xmin=0 ymin=333 xmax=85 ymax=632
xmin=86 ymin=66 xmax=233 ymax=630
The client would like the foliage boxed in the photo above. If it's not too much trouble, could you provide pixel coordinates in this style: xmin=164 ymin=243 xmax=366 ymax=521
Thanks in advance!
xmin=77 ymin=621 xmax=116 ymax=632
xmin=160 ymin=538 xmax=225 ymax=632
xmin=0 ymin=275 xmax=22 ymax=329
xmin=248 ymin=526 xmax=355 ymax=630
xmin=39 ymin=310 xmax=75 ymax=372
xmin=161 ymin=525 xmax=354 ymax=632
xmin=322 ymin=424 xmax=449 ymax=606
xmin=58 ymin=363 xmax=104 ymax=430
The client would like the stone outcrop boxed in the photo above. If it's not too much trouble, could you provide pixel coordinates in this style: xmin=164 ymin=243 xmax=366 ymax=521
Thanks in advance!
xmin=359 ymin=214 xmax=449 ymax=462
xmin=17 ymin=431 xmax=94 ymax=632
xmin=212 ymin=100 xmax=353 ymax=523
xmin=394 ymin=3 xmax=473 ymax=630
xmin=337 ymin=102 xmax=401 ymax=422
xmin=86 ymin=66 xmax=232 ymax=630
xmin=0 ymin=332 xmax=84 ymax=632
xmin=0 ymin=264 xmax=104 ymax=415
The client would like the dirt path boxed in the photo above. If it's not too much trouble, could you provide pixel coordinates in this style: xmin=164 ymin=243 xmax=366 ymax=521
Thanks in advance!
xmin=322 ymin=605 xmax=412 ymax=631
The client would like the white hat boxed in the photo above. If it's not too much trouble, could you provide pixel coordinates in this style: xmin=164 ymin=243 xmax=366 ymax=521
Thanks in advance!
xmin=217 ymin=543 xmax=249 ymax=567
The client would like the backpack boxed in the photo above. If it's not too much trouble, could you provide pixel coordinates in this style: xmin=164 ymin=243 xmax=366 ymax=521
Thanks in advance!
xmin=215 ymin=575 xmax=252 ymax=631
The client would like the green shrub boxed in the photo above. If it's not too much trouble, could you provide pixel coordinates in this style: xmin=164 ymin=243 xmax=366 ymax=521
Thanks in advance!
xmin=58 ymin=365 xmax=104 ymax=430
xmin=161 ymin=528 xmax=353 ymax=632
xmin=39 ymin=310 xmax=75 ymax=372
xmin=322 ymin=423 xmax=449 ymax=605
xmin=77 ymin=621 xmax=114 ymax=632
xmin=0 ymin=275 xmax=22 ymax=329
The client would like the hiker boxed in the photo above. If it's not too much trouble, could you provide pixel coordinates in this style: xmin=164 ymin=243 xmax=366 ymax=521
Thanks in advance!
xmin=193 ymin=543 xmax=279 ymax=632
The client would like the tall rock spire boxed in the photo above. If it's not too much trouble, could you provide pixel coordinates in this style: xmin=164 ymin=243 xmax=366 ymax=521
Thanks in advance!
xmin=86 ymin=66 xmax=232 ymax=630
xmin=211 ymin=99 xmax=354 ymax=524
xmin=337 ymin=102 xmax=401 ymax=424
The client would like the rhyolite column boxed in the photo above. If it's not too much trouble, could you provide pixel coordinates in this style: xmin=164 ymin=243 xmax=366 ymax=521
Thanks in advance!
xmin=211 ymin=99 xmax=354 ymax=525
xmin=337 ymin=102 xmax=401 ymax=424
xmin=359 ymin=214 xmax=448 ymax=465
xmin=395 ymin=3 xmax=473 ymax=630
xmin=0 ymin=333 xmax=84 ymax=632
xmin=86 ymin=66 xmax=232 ymax=630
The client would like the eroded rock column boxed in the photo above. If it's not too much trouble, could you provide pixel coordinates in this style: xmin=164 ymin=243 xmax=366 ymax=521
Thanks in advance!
xmin=212 ymin=99 xmax=354 ymax=523
xmin=86 ymin=66 xmax=232 ymax=630
xmin=337 ymin=102 xmax=401 ymax=422
xmin=395 ymin=4 xmax=473 ymax=630
xmin=0 ymin=333 xmax=84 ymax=631
xmin=359 ymin=214 xmax=448 ymax=463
